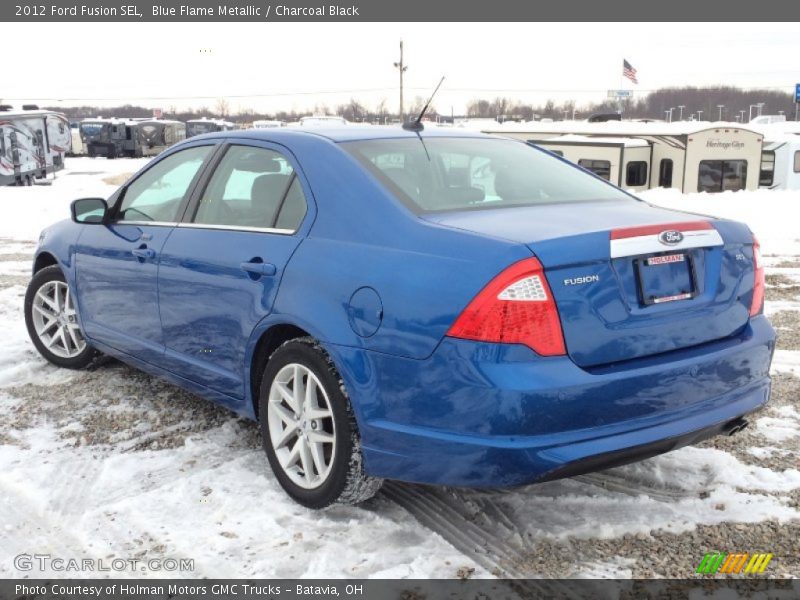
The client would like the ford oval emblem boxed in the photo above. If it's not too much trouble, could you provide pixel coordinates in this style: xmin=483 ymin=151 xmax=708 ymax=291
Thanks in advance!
xmin=658 ymin=230 xmax=684 ymax=245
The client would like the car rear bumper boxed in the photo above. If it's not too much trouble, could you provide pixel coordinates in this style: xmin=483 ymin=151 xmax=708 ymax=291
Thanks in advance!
xmin=333 ymin=315 xmax=775 ymax=487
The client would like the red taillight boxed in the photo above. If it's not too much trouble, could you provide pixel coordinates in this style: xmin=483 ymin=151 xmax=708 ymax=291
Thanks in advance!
xmin=750 ymin=235 xmax=764 ymax=317
xmin=446 ymin=257 xmax=566 ymax=356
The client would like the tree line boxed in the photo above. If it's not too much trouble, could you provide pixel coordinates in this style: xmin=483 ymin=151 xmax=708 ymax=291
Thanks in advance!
xmin=35 ymin=86 xmax=798 ymax=124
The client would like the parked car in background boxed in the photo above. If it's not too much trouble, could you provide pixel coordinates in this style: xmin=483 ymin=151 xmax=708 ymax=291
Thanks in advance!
xmin=26 ymin=127 xmax=773 ymax=508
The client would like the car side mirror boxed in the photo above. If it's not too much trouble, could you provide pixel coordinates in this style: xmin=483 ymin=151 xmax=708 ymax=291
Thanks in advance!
xmin=71 ymin=197 xmax=108 ymax=224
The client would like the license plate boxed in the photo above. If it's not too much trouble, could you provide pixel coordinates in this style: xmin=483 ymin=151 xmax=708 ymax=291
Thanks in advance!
xmin=636 ymin=253 xmax=697 ymax=305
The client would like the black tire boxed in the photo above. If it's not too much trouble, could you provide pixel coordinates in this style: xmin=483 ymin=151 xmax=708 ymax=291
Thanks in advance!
xmin=24 ymin=265 xmax=96 ymax=369
xmin=258 ymin=337 xmax=382 ymax=509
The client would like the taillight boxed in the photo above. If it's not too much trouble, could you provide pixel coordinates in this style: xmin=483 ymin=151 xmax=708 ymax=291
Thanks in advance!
xmin=750 ymin=235 xmax=764 ymax=317
xmin=446 ymin=257 xmax=566 ymax=356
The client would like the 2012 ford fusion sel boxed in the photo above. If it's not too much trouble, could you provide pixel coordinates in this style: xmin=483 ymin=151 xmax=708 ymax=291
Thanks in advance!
xmin=25 ymin=126 xmax=774 ymax=508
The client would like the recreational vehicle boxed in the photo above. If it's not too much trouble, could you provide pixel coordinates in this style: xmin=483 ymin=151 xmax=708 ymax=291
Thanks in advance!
xmin=80 ymin=117 xmax=146 ymax=158
xmin=0 ymin=106 xmax=71 ymax=186
xmin=297 ymin=115 xmax=348 ymax=127
xmin=760 ymin=136 xmax=800 ymax=190
xmin=485 ymin=121 xmax=764 ymax=193
xmin=137 ymin=119 xmax=186 ymax=156
xmin=252 ymin=120 xmax=286 ymax=128
xmin=527 ymin=135 xmax=652 ymax=192
xmin=186 ymin=117 xmax=236 ymax=137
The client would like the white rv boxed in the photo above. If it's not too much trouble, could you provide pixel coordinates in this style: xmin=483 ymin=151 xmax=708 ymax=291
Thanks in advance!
xmin=186 ymin=118 xmax=237 ymax=138
xmin=0 ymin=106 xmax=71 ymax=186
xmin=527 ymin=135 xmax=652 ymax=192
xmin=484 ymin=121 xmax=764 ymax=193
xmin=760 ymin=136 xmax=800 ymax=190
xmin=252 ymin=120 xmax=286 ymax=129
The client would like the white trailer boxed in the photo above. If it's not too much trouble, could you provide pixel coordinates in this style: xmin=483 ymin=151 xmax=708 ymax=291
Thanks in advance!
xmin=186 ymin=117 xmax=236 ymax=137
xmin=0 ymin=107 xmax=71 ymax=186
xmin=252 ymin=120 xmax=286 ymax=129
xmin=527 ymin=135 xmax=653 ymax=192
xmin=760 ymin=136 xmax=800 ymax=190
xmin=484 ymin=121 xmax=764 ymax=193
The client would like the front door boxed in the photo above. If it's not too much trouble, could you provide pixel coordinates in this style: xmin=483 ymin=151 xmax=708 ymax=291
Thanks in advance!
xmin=157 ymin=142 xmax=310 ymax=401
xmin=74 ymin=143 xmax=215 ymax=363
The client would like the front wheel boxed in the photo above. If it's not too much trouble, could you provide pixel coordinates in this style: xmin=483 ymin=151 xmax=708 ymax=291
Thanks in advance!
xmin=24 ymin=265 xmax=96 ymax=369
xmin=259 ymin=337 xmax=382 ymax=509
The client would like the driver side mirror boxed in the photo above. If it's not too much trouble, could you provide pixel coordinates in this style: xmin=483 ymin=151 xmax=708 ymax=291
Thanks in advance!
xmin=71 ymin=197 xmax=108 ymax=224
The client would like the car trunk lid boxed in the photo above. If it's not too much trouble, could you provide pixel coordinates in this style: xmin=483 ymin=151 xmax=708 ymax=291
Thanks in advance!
xmin=424 ymin=201 xmax=756 ymax=367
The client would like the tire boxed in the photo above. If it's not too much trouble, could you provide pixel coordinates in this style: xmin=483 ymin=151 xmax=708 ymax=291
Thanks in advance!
xmin=24 ymin=265 xmax=96 ymax=369
xmin=258 ymin=337 xmax=382 ymax=509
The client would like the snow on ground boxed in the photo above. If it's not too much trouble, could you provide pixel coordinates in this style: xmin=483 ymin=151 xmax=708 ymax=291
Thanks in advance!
xmin=0 ymin=161 xmax=797 ymax=580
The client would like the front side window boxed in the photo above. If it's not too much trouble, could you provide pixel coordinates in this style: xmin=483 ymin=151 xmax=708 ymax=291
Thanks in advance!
xmin=192 ymin=145 xmax=306 ymax=231
xmin=658 ymin=159 xmax=673 ymax=187
xmin=760 ymin=151 xmax=775 ymax=186
xmin=117 ymin=145 xmax=212 ymax=222
xmin=344 ymin=138 xmax=631 ymax=213
xmin=625 ymin=161 xmax=648 ymax=186
xmin=577 ymin=159 xmax=612 ymax=181
xmin=698 ymin=160 xmax=748 ymax=193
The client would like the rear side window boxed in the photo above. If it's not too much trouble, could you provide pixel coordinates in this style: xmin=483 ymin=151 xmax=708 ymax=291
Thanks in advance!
xmin=578 ymin=159 xmax=612 ymax=181
xmin=625 ymin=161 xmax=648 ymax=186
xmin=658 ymin=159 xmax=673 ymax=187
xmin=698 ymin=160 xmax=747 ymax=192
xmin=344 ymin=138 xmax=632 ymax=213
xmin=117 ymin=145 xmax=212 ymax=222
xmin=795 ymin=151 xmax=800 ymax=173
xmin=193 ymin=145 xmax=306 ymax=231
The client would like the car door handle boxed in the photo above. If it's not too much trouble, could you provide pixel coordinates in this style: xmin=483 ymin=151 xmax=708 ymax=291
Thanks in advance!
xmin=132 ymin=248 xmax=156 ymax=259
xmin=240 ymin=261 xmax=277 ymax=276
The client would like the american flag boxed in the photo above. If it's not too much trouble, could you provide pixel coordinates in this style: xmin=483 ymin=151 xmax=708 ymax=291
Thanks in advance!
xmin=623 ymin=59 xmax=638 ymax=85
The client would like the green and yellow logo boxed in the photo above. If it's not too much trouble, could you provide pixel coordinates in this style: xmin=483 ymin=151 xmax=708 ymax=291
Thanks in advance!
xmin=696 ymin=552 xmax=773 ymax=575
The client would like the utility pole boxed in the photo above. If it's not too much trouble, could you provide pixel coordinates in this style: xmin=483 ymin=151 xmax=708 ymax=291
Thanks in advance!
xmin=393 ymin=40 xmax=408 ymax=122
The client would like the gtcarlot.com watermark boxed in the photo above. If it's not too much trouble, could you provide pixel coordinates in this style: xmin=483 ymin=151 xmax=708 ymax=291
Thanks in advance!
xmin=14 ymin=553 xmax=195 ymax=573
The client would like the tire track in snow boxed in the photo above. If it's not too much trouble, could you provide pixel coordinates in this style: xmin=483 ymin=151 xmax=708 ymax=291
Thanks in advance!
xmin=382 ymin=466 xmax=714 ymax=581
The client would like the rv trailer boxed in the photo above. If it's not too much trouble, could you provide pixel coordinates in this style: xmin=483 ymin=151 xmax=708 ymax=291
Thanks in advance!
xmin=528 ymin=135 xmax=652 ymax=192
xmin=0 ymin=106 xmax=71 ymax=186
xmin=80 ymin=117 xmax=146 ymax=158
xmin=137 ymin=119 xmax=186 ymax=156
xmin=760 ymin=136 xmax=800 ymax=190
xmin=252 ymin=120 xmax=286 ymax=129
xmin=186 ymin=117 xmax=236 ymax=137
xmin=485 ymin=121 xmax=764 ymax=193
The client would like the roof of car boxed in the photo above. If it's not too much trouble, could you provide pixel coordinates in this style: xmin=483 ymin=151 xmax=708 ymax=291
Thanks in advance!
xmin=193 ymin=125 xmax=490 ymax=144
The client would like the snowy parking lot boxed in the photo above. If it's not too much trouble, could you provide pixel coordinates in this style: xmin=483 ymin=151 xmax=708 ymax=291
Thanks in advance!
xmin=0 ymin=159 xmax=798 ymax=580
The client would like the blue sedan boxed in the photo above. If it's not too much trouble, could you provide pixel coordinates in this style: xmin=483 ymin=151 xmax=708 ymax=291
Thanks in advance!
xmin=24 ymin=127 xmax=774 ymax=508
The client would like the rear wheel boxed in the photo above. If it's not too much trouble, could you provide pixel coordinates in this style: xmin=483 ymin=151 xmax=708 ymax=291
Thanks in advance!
xmin=258 ymin=337 xmax=382 ymax=509
xmin=24 ymin=266 xmax=96 ymax=369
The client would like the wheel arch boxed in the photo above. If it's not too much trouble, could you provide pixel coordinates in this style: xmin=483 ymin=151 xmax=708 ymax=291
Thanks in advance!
xmin=248 ymin=323 xmax=313 ymax=418
xmin=33 ymin=251 xmax=58 ymax=273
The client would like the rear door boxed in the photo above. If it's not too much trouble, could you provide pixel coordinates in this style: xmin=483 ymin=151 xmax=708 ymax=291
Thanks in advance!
xmin=74 ymin=143 xmax=216 ymax=363
xmin=157 ymin=141 xmax=311 ymax=399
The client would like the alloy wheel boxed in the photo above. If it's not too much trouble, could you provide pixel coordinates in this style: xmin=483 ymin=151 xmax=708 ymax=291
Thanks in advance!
xmin=30 ymin=280 xmax=87 ymax=359
xmin=267 ymin=363 xmax=336 ymax=489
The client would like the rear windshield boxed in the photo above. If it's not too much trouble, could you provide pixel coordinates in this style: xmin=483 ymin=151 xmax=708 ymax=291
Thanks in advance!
xmin=343 ymin=137 xmax=634 ymax=213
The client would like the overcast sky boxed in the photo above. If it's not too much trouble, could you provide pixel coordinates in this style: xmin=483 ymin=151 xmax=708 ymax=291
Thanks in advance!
xmin=6 ymin=22 xmax=800 ymax=115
